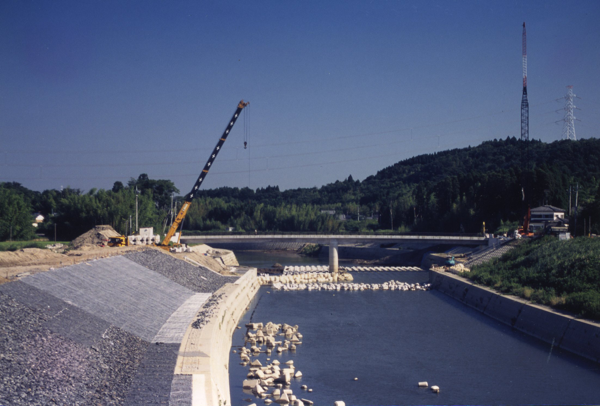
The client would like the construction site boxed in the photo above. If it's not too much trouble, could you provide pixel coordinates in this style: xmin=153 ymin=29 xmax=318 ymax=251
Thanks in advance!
xmin=0 ymin=224 xmax=240 ymax=284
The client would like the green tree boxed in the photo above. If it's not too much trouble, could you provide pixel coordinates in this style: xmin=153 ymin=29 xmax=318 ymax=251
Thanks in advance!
xmin=0 ymin=187 xmax=36 ymax=241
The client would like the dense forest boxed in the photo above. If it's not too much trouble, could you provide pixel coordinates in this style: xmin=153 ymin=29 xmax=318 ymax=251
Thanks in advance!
xmin=1 ymin=137 xmax=600 ymax=241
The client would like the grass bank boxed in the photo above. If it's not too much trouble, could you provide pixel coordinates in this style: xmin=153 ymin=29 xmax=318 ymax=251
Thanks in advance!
xmin=465 ymin=236 xmax=600 ymax=321
xmin=0 ymin=241 xmax=69 ymax=252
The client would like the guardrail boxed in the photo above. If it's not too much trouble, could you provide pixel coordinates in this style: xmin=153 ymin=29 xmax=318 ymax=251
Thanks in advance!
xmin=181 ymin=234 xmax=487 ymax=244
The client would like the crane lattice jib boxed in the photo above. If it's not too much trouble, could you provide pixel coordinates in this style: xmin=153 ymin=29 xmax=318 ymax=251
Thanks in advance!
xmin=160 ymin=100 xmax=249 ymax=246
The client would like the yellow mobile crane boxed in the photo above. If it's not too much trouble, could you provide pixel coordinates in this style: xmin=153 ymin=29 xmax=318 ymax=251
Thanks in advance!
xmin=158 ymin=100 xmax=249 ymax=249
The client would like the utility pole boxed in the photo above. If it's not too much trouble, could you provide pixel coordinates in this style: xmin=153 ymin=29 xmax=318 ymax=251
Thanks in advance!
xmin=170 ymin=193 xmax=174 ymax=228
xmin=135 ymin=187 xmax=139 ymax=234
xmin=574 ymin=183 xmax=579 ymax=236
xmin=54 ymin=223 xmax=57 ymax=242
xmin=569 ymin=185 xmax=572 ymax=216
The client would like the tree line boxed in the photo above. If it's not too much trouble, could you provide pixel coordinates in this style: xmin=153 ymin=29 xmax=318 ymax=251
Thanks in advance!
xmin=1 ymin=137 xmax=600 ymax=241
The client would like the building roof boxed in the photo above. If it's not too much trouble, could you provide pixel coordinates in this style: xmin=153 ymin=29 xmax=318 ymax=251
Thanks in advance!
xmin=530 ymin=205 xmax=565 ymax=213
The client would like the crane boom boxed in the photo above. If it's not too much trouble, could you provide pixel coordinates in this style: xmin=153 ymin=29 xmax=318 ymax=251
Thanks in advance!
xmin=159 ymin=100 xmax=249 ymax=247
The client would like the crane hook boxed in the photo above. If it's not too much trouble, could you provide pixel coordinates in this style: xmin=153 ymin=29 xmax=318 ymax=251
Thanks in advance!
xmin=244 ymin=141 xmax=247 ymax=149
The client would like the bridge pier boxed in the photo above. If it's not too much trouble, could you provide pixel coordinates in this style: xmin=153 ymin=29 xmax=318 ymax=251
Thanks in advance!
xmin=328 ymin=239 xmax=338 ymax=273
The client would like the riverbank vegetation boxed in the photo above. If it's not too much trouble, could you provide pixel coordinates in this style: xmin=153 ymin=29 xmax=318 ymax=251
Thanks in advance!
xmin=0 ymin=241 xmax=69 ymax=252
xmin=299 ymin=243 xmax=322 ymax=257
xmin=466 ymin=237 xmax=600 ymax=321
xmin=2 ymin=138 xmax=600 ymax=241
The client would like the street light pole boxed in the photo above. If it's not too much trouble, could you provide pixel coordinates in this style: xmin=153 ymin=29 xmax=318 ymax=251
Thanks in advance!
xmin=135 ymin=187 xmax=139 ymax=234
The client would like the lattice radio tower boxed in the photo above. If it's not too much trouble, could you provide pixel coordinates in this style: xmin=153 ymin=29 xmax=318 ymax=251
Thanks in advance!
xmin=558 ymin=85 xmax=578 ymax=140
xmin=521 ymin=22 xmax=529 ymax=141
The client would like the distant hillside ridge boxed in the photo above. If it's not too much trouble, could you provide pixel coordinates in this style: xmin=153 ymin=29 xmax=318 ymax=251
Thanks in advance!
xmin=356 ymin=137 xmax=600 ymax=233
xmin=191 ymin=137 xmax=600 ymax=234
xmin=3 ymin=137 xmax=600 ymax=239
xmin=364 ymin=137 xmax=600 ymax=197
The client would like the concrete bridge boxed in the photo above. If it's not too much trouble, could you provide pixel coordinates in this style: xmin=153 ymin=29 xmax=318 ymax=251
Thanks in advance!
xmin=181 ymin=234 xmax=487 ymax=272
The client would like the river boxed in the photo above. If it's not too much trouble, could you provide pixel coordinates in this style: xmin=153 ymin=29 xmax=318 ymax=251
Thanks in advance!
xmin=229 ymin=251 xmax=600 ymax=405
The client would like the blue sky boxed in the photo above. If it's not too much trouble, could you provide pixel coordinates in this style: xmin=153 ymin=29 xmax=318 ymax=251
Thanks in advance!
xmin=1 ymin=0 xmax=599 ymax=194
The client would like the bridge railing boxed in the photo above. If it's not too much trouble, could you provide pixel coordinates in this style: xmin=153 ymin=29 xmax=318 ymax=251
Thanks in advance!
xmin=180 ymin=230 xmax=484 ymax=238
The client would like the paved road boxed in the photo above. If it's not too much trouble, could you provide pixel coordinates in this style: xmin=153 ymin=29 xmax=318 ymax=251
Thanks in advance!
xmin=182 ymin=234 xmax=486 ymax=245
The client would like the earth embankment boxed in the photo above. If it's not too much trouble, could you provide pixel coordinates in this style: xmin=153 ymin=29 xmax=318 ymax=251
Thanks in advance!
xmin=0 ymin=248 xmax=240 ymax=405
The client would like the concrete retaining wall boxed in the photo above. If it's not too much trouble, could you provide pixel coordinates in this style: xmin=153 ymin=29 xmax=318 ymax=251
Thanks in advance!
xmin=174 ymin=269 xmax=260 ymax=406
xmin=430 ymin=270 xmax=600 ymax=364
xmin=207 ymin=241 xmax=305 ymax=251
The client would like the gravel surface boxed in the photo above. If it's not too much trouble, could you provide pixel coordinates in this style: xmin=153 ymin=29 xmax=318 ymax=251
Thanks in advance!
xmin=0 ymin=290 xmax=148 ymax=406
xmin=0 ymin=250 xmax=235 ymax=405
xmin=22 ymin=257 xmax=196 ymax=343
xmin=125 ymin=249 xmax=237 ymax=293
xmin=191 ymin=292 xmax=226 ymax=329
xmin=124 ymin=343 xmax=181 ymax=405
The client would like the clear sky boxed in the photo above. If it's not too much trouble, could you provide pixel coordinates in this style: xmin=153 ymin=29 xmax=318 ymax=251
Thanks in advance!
xmin=1 ymin=0 xmax=599 ymax=194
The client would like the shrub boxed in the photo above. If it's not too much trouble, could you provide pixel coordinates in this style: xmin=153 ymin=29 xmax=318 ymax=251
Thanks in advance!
xmin=522 ymin=286 xmax=534 ymax=300
xmin=300 ymin=243 xmax=322 ymax=257
xmin=465 ymin=237 xmax=600 ymax=321
xmin=565 ymin=291 xmax=600 ymax=320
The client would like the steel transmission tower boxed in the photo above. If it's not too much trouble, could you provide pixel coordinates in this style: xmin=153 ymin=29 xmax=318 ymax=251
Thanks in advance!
xmin=558 ymin=85 xmax=578 ymax=140
xmin=521 ymin=22 xmax=529 ymax=141
xmin=519 ymin=22 xmax=531 ymax=224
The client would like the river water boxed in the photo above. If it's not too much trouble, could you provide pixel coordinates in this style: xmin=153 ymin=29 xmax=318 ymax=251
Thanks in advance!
xmin=229 ymin=252 xmax=600 ymax=406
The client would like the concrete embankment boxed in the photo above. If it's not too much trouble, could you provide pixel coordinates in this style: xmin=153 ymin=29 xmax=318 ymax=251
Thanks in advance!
xmin=207 ymin=241 xmax=305 ymax=252
xmin=174 ymin=269 xmax=260 ymax=406
xmin=0 ymin=248 xmax=237 ymax=405
xmin=430 ymin=270 xmax=600 ymax=364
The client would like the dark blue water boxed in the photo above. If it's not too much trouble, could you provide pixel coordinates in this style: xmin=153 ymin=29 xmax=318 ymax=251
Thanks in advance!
xmin=230 ymin=252 xmax=600 ymax=405
xmin=235 ymin=250 xmax=328 ymax=268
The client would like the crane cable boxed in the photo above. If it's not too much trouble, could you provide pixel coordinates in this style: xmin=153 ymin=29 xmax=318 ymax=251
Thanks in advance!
xmin=245 ymin=103 xmax=251 ymax=187
xmin=244 ymin=104 xmax=250 ymax=149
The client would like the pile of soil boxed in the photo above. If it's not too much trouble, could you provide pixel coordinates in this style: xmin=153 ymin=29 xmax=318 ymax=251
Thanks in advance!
xmin=71 ymin=225 xmax=121 ymax=249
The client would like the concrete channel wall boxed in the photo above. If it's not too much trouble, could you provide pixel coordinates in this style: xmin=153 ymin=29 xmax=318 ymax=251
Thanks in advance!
xmin=430 ymin=270 xmax=600 ymax=364
xmin=175 ymin=269 xmax=260 ymax=406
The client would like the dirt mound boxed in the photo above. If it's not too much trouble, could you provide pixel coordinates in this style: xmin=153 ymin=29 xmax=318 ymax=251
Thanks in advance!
xmin=71 ymin=225 xmax=121 ymax=249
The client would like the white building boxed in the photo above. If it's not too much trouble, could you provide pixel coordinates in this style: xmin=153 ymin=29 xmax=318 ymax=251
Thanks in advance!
xmin=529 ymin=205 xmax=568 ymax=233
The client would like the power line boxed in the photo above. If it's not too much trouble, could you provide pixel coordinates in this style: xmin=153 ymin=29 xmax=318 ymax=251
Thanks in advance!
xmin=0 ymin=133 xmax=494 ymax=183
xmin=4 ymin=121 xmax=502 ymax=169
xmin=2 ymin=99 xmax=558 ymax=156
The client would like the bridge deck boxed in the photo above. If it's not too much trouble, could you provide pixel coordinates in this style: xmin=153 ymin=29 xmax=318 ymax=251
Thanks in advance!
xmin=182 ymin=234 xmax=486 ymax=245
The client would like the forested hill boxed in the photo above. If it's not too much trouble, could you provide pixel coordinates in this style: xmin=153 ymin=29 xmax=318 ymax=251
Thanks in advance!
xmin=364 ymin=137 xmax=600 ymax=196
xmin=193 ymin=137 xmax=600 ymax=234
xmin=370 ymin=137 xmax=599 ymax=232
xmin=2 ymin=137 xmax=600 ymax=241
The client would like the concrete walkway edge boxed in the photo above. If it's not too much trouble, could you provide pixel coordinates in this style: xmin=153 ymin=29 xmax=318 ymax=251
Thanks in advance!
xmin=174 ymin=270 xmax=260 ymax=406
xmin=430 ymin=270 xmax=600 ymax=364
